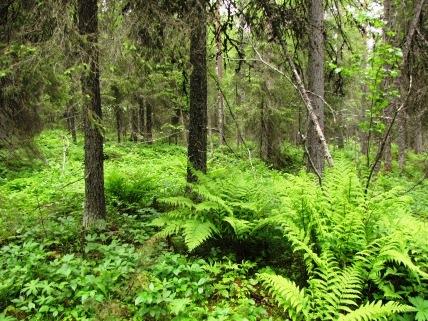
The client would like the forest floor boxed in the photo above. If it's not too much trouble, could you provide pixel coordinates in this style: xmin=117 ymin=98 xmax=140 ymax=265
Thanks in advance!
xmin=0 ymin=130 xmax=427 ymax=321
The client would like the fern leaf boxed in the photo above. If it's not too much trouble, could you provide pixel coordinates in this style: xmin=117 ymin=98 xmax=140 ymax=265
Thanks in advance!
xmin=183 ymin=220 xmax=218 ymax=251
xmin=159 ymin=196 xmax=194 ymax=209
xmin=383 ymin=249 xmax=428 ymax=279
xmin=259 ymin=273 xmax=307 ymax=321
xmin=338 ymin=301 xmax=416 ymax=321
xmin=223 ymin=216 xmax=253 ymax=238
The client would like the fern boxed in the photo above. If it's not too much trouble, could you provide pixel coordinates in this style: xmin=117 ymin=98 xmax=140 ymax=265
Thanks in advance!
xmin=182 ymin=220 xmax=218 ymax=251
xmin=337 ymin=301 xmax=415 ymax=321
xmin=258 ymin=273 xmax=307 ymax=321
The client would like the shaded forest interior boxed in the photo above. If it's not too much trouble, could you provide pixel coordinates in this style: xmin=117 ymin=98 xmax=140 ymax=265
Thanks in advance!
xmin=0 ymin=0 xmax=428 ymax=321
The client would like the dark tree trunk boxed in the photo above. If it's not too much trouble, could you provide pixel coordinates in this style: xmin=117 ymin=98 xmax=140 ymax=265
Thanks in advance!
xmin=336 ymin=109 xmax=345 ymax=149
xmin=397 ymin=109 xmax=407 ymax=169
xmin=145 ymin=101 xmax=153 ymax=144
xmin=187 ymin=0 xmax=207 ymax=183
xmin=412 ymin=113 xmax=423 ymax=153
xmin=138 ymin=98 xmax=145 ymax=138
xmin=306 ymin=0 xmax=325 ymax=175
xmin=170 ymin=108 xmax=181 ymax=145
xmin=130 ymin=107 xmax=138 ymax=142
xmin=259 ymin=96 xmax=265 ymax=159
xmin=78 ymin=0 xmax=106 ymax=228
xmin=115 ymin=106 xmax=123 ymax=143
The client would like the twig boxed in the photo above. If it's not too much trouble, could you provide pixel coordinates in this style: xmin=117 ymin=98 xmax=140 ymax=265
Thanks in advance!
xmin=364 ymin=76 xmax=413 ymax=195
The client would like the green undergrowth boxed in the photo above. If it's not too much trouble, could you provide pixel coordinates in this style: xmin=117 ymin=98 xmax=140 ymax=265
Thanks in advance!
xmin=1 ymin=130 xmax=427 ymax=321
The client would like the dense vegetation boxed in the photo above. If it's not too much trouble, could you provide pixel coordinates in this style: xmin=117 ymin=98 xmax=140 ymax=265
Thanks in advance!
xmin=1 ymin=132 xmax=427 ymax=320
xmin=1 ymin=0 xmax=428 ymax=320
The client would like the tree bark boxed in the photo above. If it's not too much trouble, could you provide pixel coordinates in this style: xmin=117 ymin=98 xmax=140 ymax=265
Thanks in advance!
xmin=138 ymin=98 xmax=145 ymax=138
xmin=215 ymin=2 xmax=225 ymax=145
xmin=306 ymin=0 xmax=325 ymax=175
xmin=412 ymin=113 xmax=423 ymax=153
xmin=145 ymin=101 xmax=153 ymax=144
xmin=187 ymin=0 xmax=207 ymax=183
xmin=78 ymin=0 xmax=106 ymax=227
xmin=66 ymin=104 xmax=77 ymax=144
xmin=115 ymin=106 xmax=123 ymax=143
xmin=130 ymin=107 xmax=138 ymax=142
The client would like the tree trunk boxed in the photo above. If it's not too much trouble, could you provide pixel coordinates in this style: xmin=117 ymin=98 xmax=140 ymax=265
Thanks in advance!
xmin=115 ymin=106 xmax=123 ymax=143
xmin=187 ymin=0 xmax=207 ymax=183
xmin=170 ymin=108 xmax=180 ymax=145
xmin=145 ymin=101 xmax=153 ymax=144
xmin=130 ymin=107 xmax=138 ymax=142
xmin=67 ymin=104 xmax=77 ymax=144
xmin=336 ymin=109 xmax=345 ymax=149
xmin=215 ymin=2 xmax=225 ymax=145
xmin=259 ymin=96 xmax=265 ymax=159
xmin=382 ymin=0 xmax=395 ymax=172
xmin=138 ymin=98 xmax=145 ymax=138
xmin=78 ymin=0 xmax=106 ymax=228
xmin=412 ymin=113 xmax=423 ymax=153
xmin=397 ymin=109 xmax=407 ymax=169
xmin=306 ymin=0 xmax=325 ymax=176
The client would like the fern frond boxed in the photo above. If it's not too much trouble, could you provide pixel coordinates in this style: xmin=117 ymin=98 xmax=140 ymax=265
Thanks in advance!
xmin=383 ymin=249 xmax=428 ymax=279
xmin=194 ymin=201 xmax=226 ymax=214
xmin=335 ymin=266 xmax=364 ymax=314
xmin=270 ymin=216 xmax=322 ymax=270
xmin=183 ymin=220 xmax=218 ymax=251
xmin=258 ymin=273 xmax=307 ymax=321
xmin=223 ymin=216 xmax=253 ymax=238
xmin=190 ymin=184 xmax=233 ymax=215
xmin=338 ymin=301 xmax=415 ymax=321
xmin=152 ymin=218 xmax=182 ymax=239
xmin=158 ymin=196 xmax=194 ymax=209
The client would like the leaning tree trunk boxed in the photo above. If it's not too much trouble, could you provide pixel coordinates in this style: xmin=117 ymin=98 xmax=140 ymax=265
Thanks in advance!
xmin=306 ymin=0 xmax=325 ymax=176
xmin=78 ymin=0 xmax=106 ymax=227
xmin=187 ymin=0 xmax=207 ymax=183
xmin=215 ymin=2 xmax=225 ymax=145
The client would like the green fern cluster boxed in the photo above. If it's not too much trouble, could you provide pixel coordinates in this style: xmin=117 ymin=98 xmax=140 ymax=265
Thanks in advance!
xmin=258 ymin=234 xmax=422 ymax=321
xmin=152 ymin=159 xmax=427 ymax=320
xmin=256 ymin=160 xmax=427 ymax=320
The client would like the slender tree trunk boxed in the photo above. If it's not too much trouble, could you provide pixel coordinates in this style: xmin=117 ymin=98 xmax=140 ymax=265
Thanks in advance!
xmin=78 ymin=0 xmax=106 ymax=227
xmin=70 ymin=105 xmax=77 ymax=144
xmin=412 ymin=113 xmax=423 ymax=153
xmin=170 ymin=108 xmax=180 ymax=144
xmin=115 ymin=106 xmax=123 ymax=143
xmin=145 ymin=101 xmax=153 ymax=144
xmin=382 ymin=0 xmax=395 ymax=172
xmin=130 ymin=107 xmax=138 ymax=142
xmin=336 ymin=109 xmax=345 ymax=149
xmin=306 ymin=0 xmax=325 ymax=175
xmin=259 ymin=96 xmax=265 ymax=159
xmin=235 ymin=79 xmax=241 ymax=147
xmin=215 ymin=2 xmax=225 ymax=145
xmin=397 ymin=109 xmax=407 ymax=169
xmin=68 ymin=104 xmax=77 ymax=144
xmin=138 ymin=98 xmax=145 ymax=138
xmin=187 ymin=0 xmax=207 ymax=183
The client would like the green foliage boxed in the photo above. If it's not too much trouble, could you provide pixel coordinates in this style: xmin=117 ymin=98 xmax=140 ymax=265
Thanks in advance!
xmin=256 ymin=161 xmax=427 ymax=320
xmin=408 ymin=297 xmax=428 ymax=321
xmin=1 ymin=132 xmax=427 ymax=321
